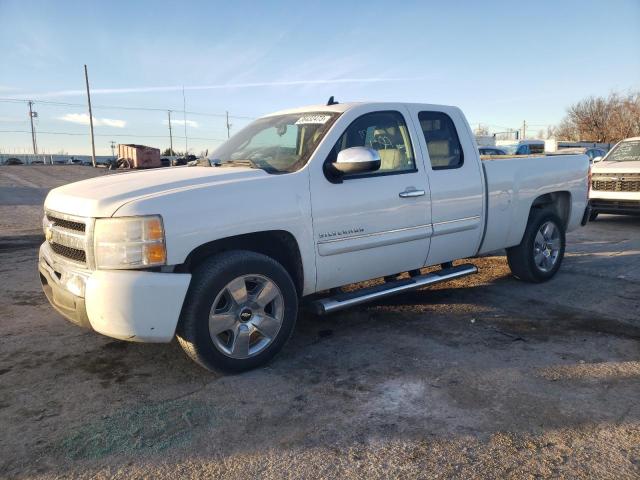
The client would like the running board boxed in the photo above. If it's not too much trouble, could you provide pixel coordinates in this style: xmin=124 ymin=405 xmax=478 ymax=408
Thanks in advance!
xmin=309 ymin=263 xmax=478 ymax=315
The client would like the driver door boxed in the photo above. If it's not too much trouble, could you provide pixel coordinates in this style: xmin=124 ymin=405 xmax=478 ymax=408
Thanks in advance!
xmin=309 ymin=106 xmax=432 ymax=291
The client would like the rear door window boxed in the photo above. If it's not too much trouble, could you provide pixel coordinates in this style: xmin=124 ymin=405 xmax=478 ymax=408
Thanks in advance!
xmin=418 ymin=111 xmax=464 ymax=169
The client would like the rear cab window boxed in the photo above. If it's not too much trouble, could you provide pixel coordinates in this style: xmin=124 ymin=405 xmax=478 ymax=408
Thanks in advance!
xmin=418 ymin=111 xmax=464 ymax=170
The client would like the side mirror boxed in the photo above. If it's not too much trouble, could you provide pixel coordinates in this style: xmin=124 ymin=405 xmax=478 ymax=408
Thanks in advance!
xmin=592 ymin=156 xmax=603 ymax=163
xmin=333 ymin=147 xmax=381 ymax=174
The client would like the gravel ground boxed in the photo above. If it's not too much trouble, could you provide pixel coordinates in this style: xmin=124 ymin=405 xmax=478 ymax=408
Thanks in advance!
xmin=0 ymin=165 xmax=638 ymax=479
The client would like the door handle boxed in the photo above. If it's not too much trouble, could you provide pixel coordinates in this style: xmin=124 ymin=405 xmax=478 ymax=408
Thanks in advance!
xmin=399 ymin=189 xmax=425 ymax=198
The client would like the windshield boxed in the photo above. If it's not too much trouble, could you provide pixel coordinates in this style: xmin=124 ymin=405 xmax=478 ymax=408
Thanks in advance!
xmin=208 ymin=112 xmax=340 ymax=173
xmin=604 ymin=140 xmax=640 ymax=162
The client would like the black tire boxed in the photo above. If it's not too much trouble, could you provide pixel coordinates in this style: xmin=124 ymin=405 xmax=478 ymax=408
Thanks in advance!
xmin=589 ymin=210 xmax=598 ymax=221
xmin=176 ymin=250 xmax=298 ymax=373
xmin=506 ymin=209 xmax=566 ymax=283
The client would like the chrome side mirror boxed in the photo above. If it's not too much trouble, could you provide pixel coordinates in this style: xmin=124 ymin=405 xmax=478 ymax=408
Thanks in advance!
xmin=333 ymin=147 xmax=381 ymax=174
xmin=592 ymin=156 xmax=603 ymax=163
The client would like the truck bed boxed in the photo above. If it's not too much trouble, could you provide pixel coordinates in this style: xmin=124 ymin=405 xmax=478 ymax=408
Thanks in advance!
xmin=478 ymin=154 xmax=589 ymax=254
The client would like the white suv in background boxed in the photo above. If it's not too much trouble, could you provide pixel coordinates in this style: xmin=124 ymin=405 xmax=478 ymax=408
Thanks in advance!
xmin=589 ymin=137 xmax=640 ymax=220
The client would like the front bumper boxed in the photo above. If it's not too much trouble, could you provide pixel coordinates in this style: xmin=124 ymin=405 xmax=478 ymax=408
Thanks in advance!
xmin=39 ymin=243 xmax=192 ymax=342
xmin=39 ymin=252 xmax=91 ymax=328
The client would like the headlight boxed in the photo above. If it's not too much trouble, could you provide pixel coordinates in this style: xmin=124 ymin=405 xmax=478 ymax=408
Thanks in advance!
xmin=94 ymin=215 xmax=166 ymax=269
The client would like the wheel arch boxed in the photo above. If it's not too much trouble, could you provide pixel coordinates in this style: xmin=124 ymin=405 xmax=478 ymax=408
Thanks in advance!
xmin=529 ymin=191 xmax=572 ymax=229
xmin=177 ymin=230 xmax=305 ymax=297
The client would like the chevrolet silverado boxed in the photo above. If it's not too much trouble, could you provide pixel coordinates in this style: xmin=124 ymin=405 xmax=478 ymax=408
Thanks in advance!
xmin=39 ymin=101 xmax=590 ymax=372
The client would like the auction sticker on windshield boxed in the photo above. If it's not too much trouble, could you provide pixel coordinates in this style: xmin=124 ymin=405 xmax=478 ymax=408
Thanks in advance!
xmin=295 ymin=114 xmax=332 ymax=125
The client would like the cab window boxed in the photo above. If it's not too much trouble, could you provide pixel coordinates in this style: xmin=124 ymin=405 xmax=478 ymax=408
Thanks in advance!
xmin=418 ymin=111 xmax=464 ymax=169
xmin=331 ymin=111 xmax=416 ymax=176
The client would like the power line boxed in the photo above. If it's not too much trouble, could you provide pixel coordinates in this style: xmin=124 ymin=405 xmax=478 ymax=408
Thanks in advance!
xmin=0 ymin=97 xmax=256 ymax=119
xmin=0 ymin=129 xmax=226 ymax=141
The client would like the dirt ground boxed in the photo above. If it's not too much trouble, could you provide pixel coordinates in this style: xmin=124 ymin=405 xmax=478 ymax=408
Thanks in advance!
xmin=1 ymin=165 xmax=638 ymax=479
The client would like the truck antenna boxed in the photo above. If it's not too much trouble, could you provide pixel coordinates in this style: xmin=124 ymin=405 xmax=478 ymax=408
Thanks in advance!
xmin=327 ymin=96 xmax=338 ymax=106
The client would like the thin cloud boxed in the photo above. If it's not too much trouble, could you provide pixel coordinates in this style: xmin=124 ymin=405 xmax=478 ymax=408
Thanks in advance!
xmin=20 ymin=77 xmax=428 ymax=99
xmin=59 ymin=113 xmax=126 ymax=128
xmin=164 ymin=119 xmax=198 ymax=128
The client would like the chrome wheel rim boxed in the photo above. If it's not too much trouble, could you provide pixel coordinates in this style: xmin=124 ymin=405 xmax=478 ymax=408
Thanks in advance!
xmin=209 ymin=274 xmax=284 ymax=359
xmin=533 ymin=221 xmax=561 ymax=272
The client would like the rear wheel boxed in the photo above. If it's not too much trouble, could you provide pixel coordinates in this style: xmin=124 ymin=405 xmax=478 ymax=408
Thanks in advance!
xmin=506 ymin=209 xmax=566 ymax=283
xmin=177 ymin=251 xmax=298 ymax=373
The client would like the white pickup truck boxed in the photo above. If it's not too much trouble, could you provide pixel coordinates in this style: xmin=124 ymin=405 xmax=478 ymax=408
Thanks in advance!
xmin=39 ymin=101 xmax=590 ymax=372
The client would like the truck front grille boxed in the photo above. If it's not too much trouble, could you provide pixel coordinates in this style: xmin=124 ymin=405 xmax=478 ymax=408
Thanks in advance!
xmin=46 ymin=213 xmax=86 ymax=232
xmin=45 ymin=211 xmax=90 ymax=266
xmin=50 ymin=243 xmax=87 ymax=263
xmin=592 ymin=173 xmax=640 ymax=192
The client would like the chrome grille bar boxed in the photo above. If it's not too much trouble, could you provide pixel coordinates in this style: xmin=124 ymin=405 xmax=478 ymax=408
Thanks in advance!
xmin=44 ymin=210 xmax=93 ymax=267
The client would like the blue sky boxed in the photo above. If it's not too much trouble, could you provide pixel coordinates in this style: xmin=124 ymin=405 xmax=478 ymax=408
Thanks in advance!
xmin=1 ymin=0 xmax=639 ymax=156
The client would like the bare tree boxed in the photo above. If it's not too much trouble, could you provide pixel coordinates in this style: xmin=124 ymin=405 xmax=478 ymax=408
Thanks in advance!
xmin=553 ymin=91 xmax=640 ymax=142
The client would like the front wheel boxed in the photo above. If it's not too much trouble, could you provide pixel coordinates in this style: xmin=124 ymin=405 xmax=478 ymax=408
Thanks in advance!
xmin=506 ymin=210 xmax=566 ymax=283
xmin=177 ymin=251 xmax=298 ymax=373
xmin=589 ymin=210 xmax=599 ymax=221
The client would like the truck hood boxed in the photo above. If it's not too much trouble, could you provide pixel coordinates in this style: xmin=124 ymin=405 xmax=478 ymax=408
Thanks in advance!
xmin=592 ymin=160 xmax=640 ymax=174
xmin=45 ymin=166 xmax=267 ymax=217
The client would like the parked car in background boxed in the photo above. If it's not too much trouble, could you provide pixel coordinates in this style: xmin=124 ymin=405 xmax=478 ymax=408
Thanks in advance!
xmin=589 ymin=137 xmax=640 ymax=220
xmin=5 ymin=157 xmax=24 ymax=165
xmin=547 ymin=147 xmax=607 ymax=164
xmin=172 ymin=155 xmax=197 ymax=166
xmin=496 ymin=140 xmax=545 ymax=155
xmin=586 ymin=148 xmax=607 ymax=162
xmin=479 ymin=147 xmax=507 ymax=155
xmin=39 ymin=101 xmax=590 ymax=373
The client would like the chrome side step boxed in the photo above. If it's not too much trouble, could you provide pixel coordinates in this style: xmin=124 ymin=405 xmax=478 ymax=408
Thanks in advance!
xmin=309 ymin=263 xmax=478 ymax=315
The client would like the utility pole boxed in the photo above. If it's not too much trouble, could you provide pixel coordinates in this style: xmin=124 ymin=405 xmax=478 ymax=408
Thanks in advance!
xmin=225 ymin=111 xmax=231 ymax=139
xmin=84 ymin=65 xmax=97 ymax=167
xmin=522 ymin=120 xmax=527 ymax=140
xmin=28 ymin=101 xmax=38 ymax=155
xmin=109 ymin=140 xmax=116 ymax=160
xmin=182 ymin=86 xmax=188 ymax=155
xmin=167 ymin=110 xmax=173 ymax=155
